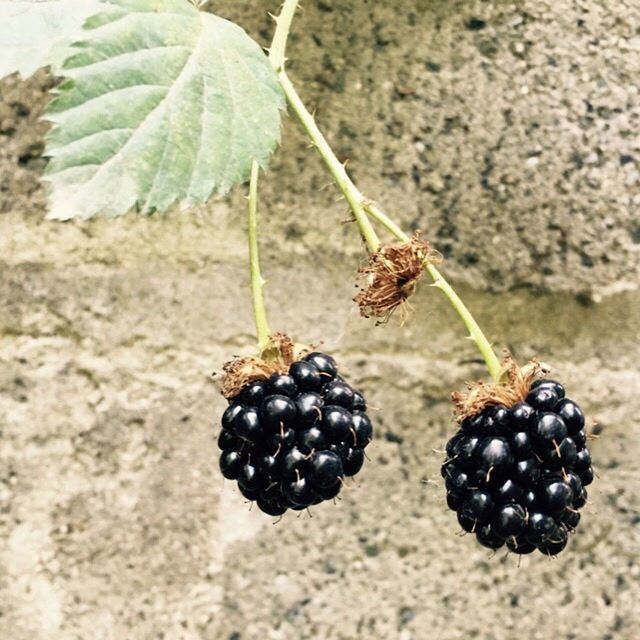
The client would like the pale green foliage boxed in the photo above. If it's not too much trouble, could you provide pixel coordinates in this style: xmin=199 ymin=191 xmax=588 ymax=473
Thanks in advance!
xmin=0 ymin=0 xmax=103 ymax=79
xmin=44 ymin=0 xmax=285 ymax=220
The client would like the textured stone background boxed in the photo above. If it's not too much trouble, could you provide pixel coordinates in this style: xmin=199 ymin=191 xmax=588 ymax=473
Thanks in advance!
xmin=1 ymin=1 xmax=639 ymax=639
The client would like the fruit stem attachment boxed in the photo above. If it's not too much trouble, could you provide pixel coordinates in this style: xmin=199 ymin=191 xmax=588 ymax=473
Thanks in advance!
xmin=248 ymin=160 xmax=271 ymax=351
xmin=269 ymin=0 xmax=381 ymax=254
xmin=363 ymin=202 xmax=502 ymax=382
xmin=269 ymin=0 xmax=501 ymax=382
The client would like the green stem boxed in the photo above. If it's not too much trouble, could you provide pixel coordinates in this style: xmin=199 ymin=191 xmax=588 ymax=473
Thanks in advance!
xmin=364 ymin=202 xmax=502 ymax=381
xmin=269 ymin=0 xmax=299 ymax=71
xmin=268 ymin=1 xmax=381 ymax=253
xmin=269 ymin=0 xmax=502 ymax=382
xmin=429 ymin=267 xmax=502 ymax=382
xmin=248 ymin=160 xmax=271 ymax=350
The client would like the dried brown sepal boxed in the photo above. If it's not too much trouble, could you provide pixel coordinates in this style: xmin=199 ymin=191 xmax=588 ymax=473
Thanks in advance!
xmin=354 ymin=232 xmax=441 ymax=324
xmin=220 ymin=333 xmax=312 ymax=400
xmin=451 ymin=355 xmax=550 ymax=422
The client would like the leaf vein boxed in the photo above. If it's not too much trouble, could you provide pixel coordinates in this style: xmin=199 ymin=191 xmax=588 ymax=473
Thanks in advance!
xmin=67 ymin=44 xmax=191 ymax=75
xmin=186 ymin=65 xmax=207 ymax=200
xmin=63 ymin=24 xmax=206 ymax=209
xmin=47 ymin=127 xmax=134 ymax=159
xmin=141 ymin=18 xmax=207 ymax=209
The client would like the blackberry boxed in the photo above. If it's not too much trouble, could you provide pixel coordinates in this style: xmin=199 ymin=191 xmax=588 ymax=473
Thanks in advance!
xmin=446 ymin=492 xmax=463 ymax=511
xmin=514 ymin=458 xmax=541 ymax=485
xmin=495 ymin=478 xmax=524 ymax=504
xmin=509 ymin=431 xmax=533 ymax=459
xmin=578 ymin=466 xmax=594 ymax=486
xmin=219 ymin=450 xmax=243 ymax=480
xmin=323 ymin=380 xmax=355 ymax=408
xmin=573 ymin=488 xmax=588 ymax=508
xmin=289 ymin=361 xmax=322 ymax=390
xmin=461 ymin=490 xmax=495 ymax=523
xmin=309 ymin=451 xmax=343 ymax=488
xmin=476 ymin=523 xmax=504 ymax=550
xmin=239 ymin=380 xmax=266 ymax=406
xmin=283 ymin=476 xmax=316 ymax=507
xmin=506 ymin=536 xmax=536 ymax=555
xmin=261 ymin=395 xmax=296 ymax=431
xmin=266 ymin=373 xmax=298 ymax=398
xmin=295 ymin=392 xmax=324 ymax=426
xmin=233 ymin=406 xmax=263 ymax=443
xmin=218 ymin=351 xmax=372 ymax=516
xmin=538 ymin=526 xmax=568 ymax=556
xmin=217 ymin=429 xmax=238 ymax=451
xmin=443 ymin=378 xmax=592 ymax=556
xmin=352 ymin=391 xmax=367 ymax=411
xmin=297 ymin=426 xmax=327 ymax=453
xmin=238 ymin=463 xmax=266 ymax=493
xmin=342 ymin=447 xmax=365 ymax=476
xmin=493 ymin=503 xmax=526 ymax=538
xmin=352 ymin=411 xmax=373 ymax=447
xmin=322 ymin=405 xmax=353 ymax=443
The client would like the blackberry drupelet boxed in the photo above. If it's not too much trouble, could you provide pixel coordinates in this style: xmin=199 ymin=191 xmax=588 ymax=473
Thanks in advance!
xmin=442 ymin=379 xmax=593 ymax=556
xmin=218 ymin=352 xmax=373 ymax=516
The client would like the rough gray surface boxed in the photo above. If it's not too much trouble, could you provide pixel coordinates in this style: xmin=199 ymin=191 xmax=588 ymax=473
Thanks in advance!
xmin=1 ymin=1 xmax=639 ymax=639
xmin=1 ymin=0 xmax=640 ymax=295
xmin=1 ymin=235 xmax=639 ymax=640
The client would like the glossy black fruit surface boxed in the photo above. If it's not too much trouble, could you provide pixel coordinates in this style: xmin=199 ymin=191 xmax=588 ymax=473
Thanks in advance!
xmin=352 ymin=391 xmax=367 ymax=411
xmin=525 ymin=512 xmax=558 ymax=545
xmin=295 ymin=392 xmax=324 ymax=426
xmin=351 ymin=411 xmax=373 ymax=448
xmin=322 ymin=406 xmax=353 ymax=443
xmin=304 ymin=352 xmax=338 ymax=379
xmin=219 ymin=450 xmax=243 ymax=480
xmin=556 ymin=399 xmax=585 ymax=434
xmin=309 ymin=451 xmax=344 ymax=488
xmin=289 ymin=361 xmax=322 ymax=391
xmin=283 ymin=477 xmax=316 ymax=507
xmin=261 ymin=395 xmax=297 ymax=432
xmin=538 ymin=526 xmax=568 ymax=556
xmin=238 ymin=464 xmax=266 ymax=492
xmin=495 ymin=479 xmax=524 ymax=504
xmin=530 ymin=379 xmax=566 ymax=400
xmin=476 ymin=523 xmax=504 ymax=549
xmin=527 ymin=386 xmax=560 ymax=411
xmin=506 ymin=536 xmax=536 ymax=555
xmin=238 ymin=381 xmax=266 ymax=407
xmin=297 ymin=427 xmax=327 ymax=453
xmin=509 ymin=431 xmax=532 ymax=459
xmin=342 ymin=447 xmax=365 ymax=476
xmin=476 ymin=437 xmax=514 ymax=472
xmin=266 ymin=373 xmax=298 ymax=398
xmin=323 ymin=380 xmax=355 ymax=408
xmin=461 ymin=490 xmax=495 ymax=523
xmin=509 ymin=402 xmax=536 ymax=431
xmin=218 ymin=352 xmax=372 ymax=515
xmin=442 ymin=379 xmax=592 ymax=556
xmin=493 ymin=503 xmax=526 ymax=538
xmin=533 ymin=413 xmax=568 ymax=447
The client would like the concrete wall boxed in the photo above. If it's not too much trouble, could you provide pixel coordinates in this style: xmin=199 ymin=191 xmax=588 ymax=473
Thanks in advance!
xmin=1 ymin=1 xmax=638 ymax=639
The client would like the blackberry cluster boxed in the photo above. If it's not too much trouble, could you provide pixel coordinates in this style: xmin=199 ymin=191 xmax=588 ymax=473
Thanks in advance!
xmin=218 ymin=352 xmax=373 ymax=515
xmin=442 ymin=379 xmax=593 ymax=556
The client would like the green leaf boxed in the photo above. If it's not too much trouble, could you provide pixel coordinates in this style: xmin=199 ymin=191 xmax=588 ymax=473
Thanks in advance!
xmin=44 ymin=0 xmax=285 ymax=220
xmin=0 ymin=0 xmax=104 ymax=79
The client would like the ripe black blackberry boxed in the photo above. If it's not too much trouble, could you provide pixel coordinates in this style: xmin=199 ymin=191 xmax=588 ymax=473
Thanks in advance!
xmin=218 ymin=348 xmax=373 ymax=516
xmin=443 ymin=368 xmax=593 ymax=556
